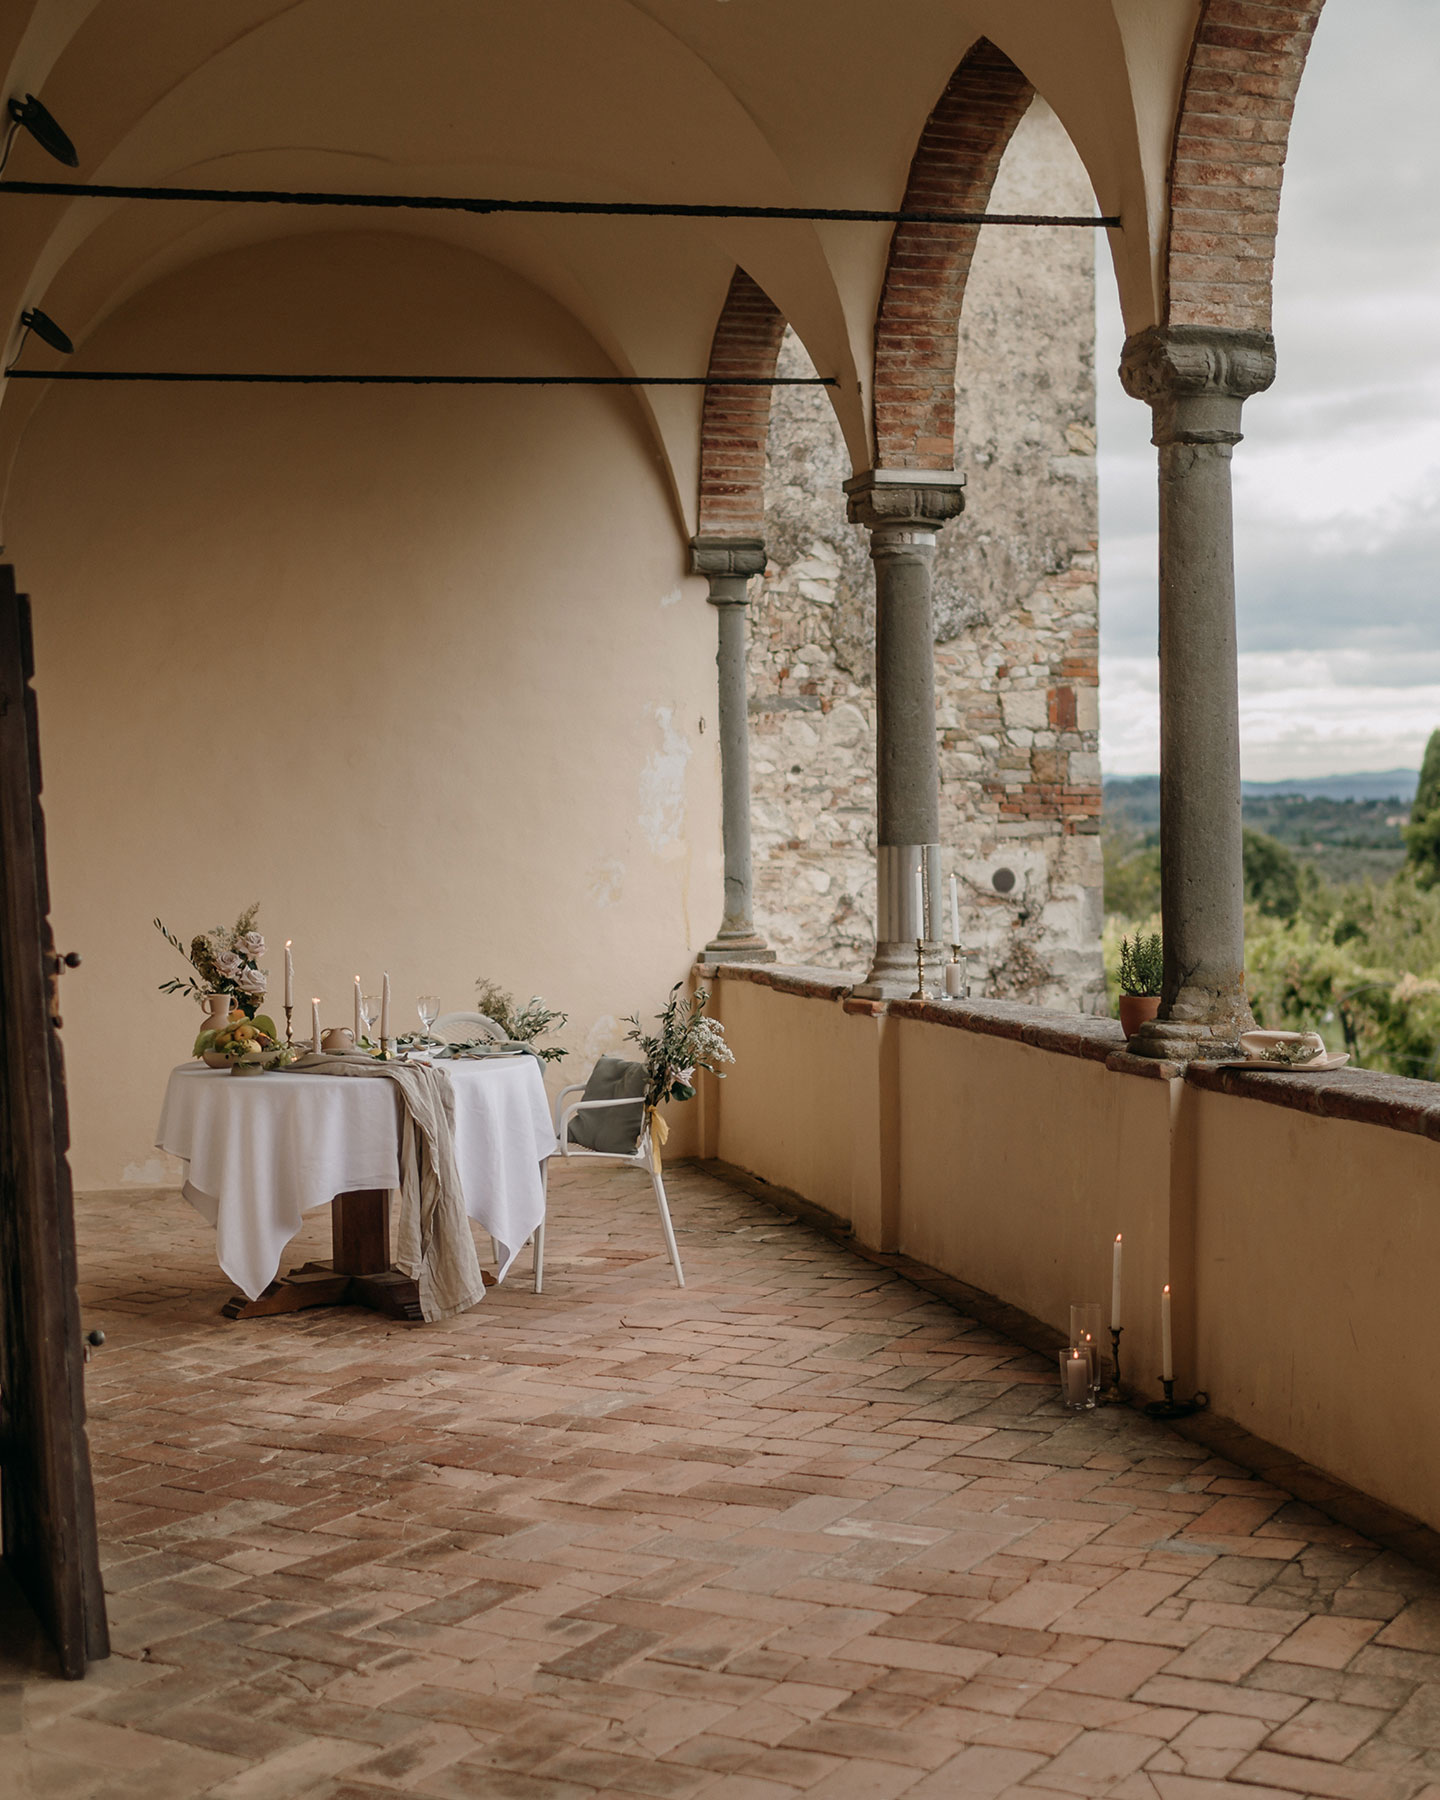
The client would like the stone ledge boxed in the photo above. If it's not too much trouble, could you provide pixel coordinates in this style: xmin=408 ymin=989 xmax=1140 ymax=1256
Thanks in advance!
xmin=1184 ymin=1059 xmax=1440 ymax=1140
xmin=887 ymin=995 xmax=1123 ymax=1063
xmin=696 ymin=959 xmax=855 ymax=1002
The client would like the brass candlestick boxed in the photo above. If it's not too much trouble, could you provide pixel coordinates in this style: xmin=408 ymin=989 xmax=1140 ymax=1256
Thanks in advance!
xmin=1145 ymin=1380 xmax=1208 ymax=1420
xmin=911 ymin=937 xmax=928 ymax=1000
xmin=1101 ymin=1326 xmax=1123 ymax=1404
xmin=283 ymin=1003 xmax=293 ymax=1047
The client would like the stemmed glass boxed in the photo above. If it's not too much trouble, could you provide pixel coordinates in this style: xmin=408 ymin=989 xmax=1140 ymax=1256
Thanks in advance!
xmin=360 ymin=994 xmax=381 ymax=1046
xmin=417 ymin=995 xmax=440 ymax=1042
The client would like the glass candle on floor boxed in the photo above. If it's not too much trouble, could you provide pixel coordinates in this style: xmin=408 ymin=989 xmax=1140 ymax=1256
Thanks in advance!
xmin=1070 ymin=1301 xmax=1103 ymax=1390
xmin=1059 ymin=1347 xmax=1094 ymax=1410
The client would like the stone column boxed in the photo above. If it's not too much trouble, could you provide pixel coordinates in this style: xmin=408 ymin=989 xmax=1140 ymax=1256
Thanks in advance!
xmin=690 ymin=537 xmax=775 ymax=962
xmin=844 ymin=469 xmax=967 ymax=996
xmin=1120 ymin=325 xmax=1276 ymax=1059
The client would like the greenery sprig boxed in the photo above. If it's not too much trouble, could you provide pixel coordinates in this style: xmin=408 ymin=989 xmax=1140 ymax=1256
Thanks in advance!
xmin=474 ymin=978 xmax=569 ymax=1063
xmin=1118 ymin=931 xmax=1163 ymax=998
xmin=624 ymin=982 xmax=733 ymax=1108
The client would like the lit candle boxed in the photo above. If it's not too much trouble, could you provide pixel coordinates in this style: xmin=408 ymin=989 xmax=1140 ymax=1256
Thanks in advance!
xmin=380 ymin=971 xmax=391 ymax=1043
xmin=1161 ymin=1283 xmax=1173 ymax=1382
xmin=1111 ymin=1233 xmax=1123 ymax=1330
xmin=311 ymin=997 xmax=322 ymax=1054
xmin=912 ymin=865 xmax=924 ymax=942
xmin=949 ymin=871 xmax=960 ymax=947
xmin=284 ymin=941 xmax=293 ymax=1008
xmin=354 ymin=976 xmax=362 ymax=1044
xmin=1062 ymin=1348 xmax=1089 ymax=1408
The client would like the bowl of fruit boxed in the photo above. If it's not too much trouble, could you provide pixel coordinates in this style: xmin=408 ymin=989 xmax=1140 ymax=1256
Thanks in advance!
xmin=195 ymin=1014 xmax=288 ymax=1072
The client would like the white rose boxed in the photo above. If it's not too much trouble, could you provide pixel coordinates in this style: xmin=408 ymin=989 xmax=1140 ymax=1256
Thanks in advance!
xmin=212 ymin=950 xmax=243 ymax=979
xmin=236 ymin=932 xmax=265 ymax=957
xmin=237 ymin=966 xmax=267 ymax=995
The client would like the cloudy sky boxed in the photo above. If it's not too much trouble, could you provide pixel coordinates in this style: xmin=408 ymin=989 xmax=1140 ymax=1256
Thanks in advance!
xmin=1097 ymin=0 xmax=1440 ymax=779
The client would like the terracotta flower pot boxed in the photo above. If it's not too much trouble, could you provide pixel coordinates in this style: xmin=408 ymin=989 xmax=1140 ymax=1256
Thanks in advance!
xmin=1119 ymin=994 xmax=1162 ymax=1039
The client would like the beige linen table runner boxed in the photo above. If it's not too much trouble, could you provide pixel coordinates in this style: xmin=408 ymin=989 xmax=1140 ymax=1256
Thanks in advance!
xmin=287 ymin=1052 xmax=486 ymax=1321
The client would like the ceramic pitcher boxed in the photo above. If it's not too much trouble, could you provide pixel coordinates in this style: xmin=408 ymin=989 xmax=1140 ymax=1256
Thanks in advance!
xmin=198 ymin=992 xmax=232 ymax=1036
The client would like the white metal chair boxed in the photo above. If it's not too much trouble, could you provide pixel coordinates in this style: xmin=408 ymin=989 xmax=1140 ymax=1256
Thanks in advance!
xmin=532 ymin=1073 xmax=683 ymax=1292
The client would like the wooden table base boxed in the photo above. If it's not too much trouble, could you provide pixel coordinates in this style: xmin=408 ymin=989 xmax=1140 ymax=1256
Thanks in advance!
xmin=221 ymin=1188 xmax=493 ymax=1322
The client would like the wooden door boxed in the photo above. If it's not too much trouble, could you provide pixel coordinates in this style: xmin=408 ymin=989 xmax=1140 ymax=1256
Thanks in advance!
xmin=0 ymin=566 xmax=108 ymax=1677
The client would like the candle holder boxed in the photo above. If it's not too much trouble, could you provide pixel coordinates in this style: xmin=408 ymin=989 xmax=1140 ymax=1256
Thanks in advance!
xmin=283 ymin=1003 xmax=293 ymax=1048
xmin=944 ymin=946 xmax=969 ymax=998
xmin=1101 ymin=1326 xmax=1124 ymax=1404
xmin=1145 ymin=1380 xmax=1209 ymax=1420
xmin=374 ymin=1038 xmax=396 ymax=1062
xmin=911 ymin=937 xmax=928 ymax=1001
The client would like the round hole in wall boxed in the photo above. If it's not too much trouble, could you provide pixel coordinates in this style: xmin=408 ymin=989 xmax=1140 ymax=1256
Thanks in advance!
xmin=992 ymin=867 xmax=1017 ymax=895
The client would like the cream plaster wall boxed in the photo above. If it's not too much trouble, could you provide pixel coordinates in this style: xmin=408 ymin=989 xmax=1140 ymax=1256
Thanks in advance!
xmin=10 ymin=231 xmax=718 ymax=1186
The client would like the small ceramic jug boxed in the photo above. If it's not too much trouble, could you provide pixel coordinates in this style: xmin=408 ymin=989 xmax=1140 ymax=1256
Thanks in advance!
xmin=198 ymin=992 xmax=232 ymax=1037
xmin=321 ymin=1027 xmax=355 ymax=1054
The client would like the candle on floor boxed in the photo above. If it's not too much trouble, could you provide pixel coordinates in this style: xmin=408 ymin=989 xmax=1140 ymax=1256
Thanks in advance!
xmin=1061 ymin=1348 xmax=1090 ymax=1408
xmin=284 ymin=941 xmax=293 ymax=1008
xmin=380 ymin=972 xmax=391 ymax=1043
xmin=950 ymin=871 xmax=960 ymax=947
xmin=1161 ymin=1283 xmax=1174 ymax=1383
xmin=354 ymin=976 xmax=362 ymax=1043
xmin=1111 ymin=1233 xmax=1123 ymax=1330
xmin=311 ymin=997 xmax=322 ymax=1053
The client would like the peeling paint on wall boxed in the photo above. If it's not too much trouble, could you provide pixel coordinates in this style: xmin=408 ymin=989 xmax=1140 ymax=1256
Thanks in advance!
xmin=639 ymin=705 xmax=691 ymax=856
xmin=587 ymin=858 xmax=626 ymax=908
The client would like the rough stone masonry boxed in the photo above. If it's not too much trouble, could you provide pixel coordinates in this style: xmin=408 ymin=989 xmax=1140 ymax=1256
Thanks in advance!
xmin=749 ymin=101 xmax=1105 ymax=1013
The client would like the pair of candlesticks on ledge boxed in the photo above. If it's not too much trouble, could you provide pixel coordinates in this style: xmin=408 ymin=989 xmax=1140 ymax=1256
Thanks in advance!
xmin=912 ymin=941 xmax=973 ymax=1002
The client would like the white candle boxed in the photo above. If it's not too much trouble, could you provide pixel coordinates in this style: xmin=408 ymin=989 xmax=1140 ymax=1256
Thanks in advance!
xmin=913 ymin=865 xmax=924 ymax=942
xmin=1111 ymin=1233 xmax=1123 ymax=1330
xmin=380 ymin=971 xmax=391 ymax=1043
xmin=1161 ymin=1283 xmax=1173 ymax=1382
xmin=354 ymin=976 xmax=362 ymax=1043
xmin=1063 ymin=1349 xmax=1089 ymax=1407
xmin=949 ymin=872 xmax=960 ymax=947
xmin=311 ymin=998 xmax=322 ymax=1053
xmin=284 ymin=941 xmax=293 ymax=1007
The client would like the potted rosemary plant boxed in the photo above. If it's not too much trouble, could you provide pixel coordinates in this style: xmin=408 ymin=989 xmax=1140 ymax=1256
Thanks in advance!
xmin=1118 ymin=931 xmax=1163 ymax=1039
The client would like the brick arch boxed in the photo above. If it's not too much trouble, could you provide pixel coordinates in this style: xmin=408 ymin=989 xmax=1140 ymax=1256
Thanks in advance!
xmin=1166 ymin=0 xmax=1328 ymax=330
xmin=695 ymin=268 xmax=787 ymax=540
xmin=872 ymin=39 xmax=1034 ymax=471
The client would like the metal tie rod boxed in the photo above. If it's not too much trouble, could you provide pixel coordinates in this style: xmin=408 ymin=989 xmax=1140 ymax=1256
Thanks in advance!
xmin=2 ymin=370 xmax=840 ymax=386
xmin=0 ymin=178 xmax=1118 ymax=228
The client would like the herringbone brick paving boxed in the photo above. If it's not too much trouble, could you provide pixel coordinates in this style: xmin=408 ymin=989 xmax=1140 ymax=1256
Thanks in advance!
xmin=5 ymin=1162 xmax=1440 ymax=1798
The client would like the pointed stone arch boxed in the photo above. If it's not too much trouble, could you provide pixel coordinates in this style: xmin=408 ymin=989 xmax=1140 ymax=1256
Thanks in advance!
xmin=695 ymin=267 xmax=787 ymax=540
xmin=871 ymin=38 xmax=1034 ymax=471
xmin=1166 ymin=0 xmax=1328 ymax=330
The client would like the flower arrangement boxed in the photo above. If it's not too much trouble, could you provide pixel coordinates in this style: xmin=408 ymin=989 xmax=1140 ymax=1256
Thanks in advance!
xmin=474 ymin=978 xmax=569 ymax=1063
xmin=155 ymin=903 xmax=269 ymax=1019
xmin=624 ymin=982 xmax=733 ymax=1109
xmin=1118 ymin=931 xmax=1163 ymax=999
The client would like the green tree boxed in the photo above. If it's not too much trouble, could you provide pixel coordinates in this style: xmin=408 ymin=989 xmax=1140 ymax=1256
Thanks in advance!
xmin=1405 ymin=728 xmax=1440 ymax=885
xmin=1243 ymin=828 xmax=1302 ymax=920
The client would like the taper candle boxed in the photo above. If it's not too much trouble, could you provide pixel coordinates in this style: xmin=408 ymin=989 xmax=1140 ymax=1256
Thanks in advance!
xmin=354 ymin=977 xmax=362 ymax=1044
xmin=1161 ymin=1283 xmax=1173 ymax=1382
xmin=380 ymin=972 xmax=391 ymax=1043
xmin=311 ymin=998 xmax=322 ymax=1053
xmin=1111 ymin=1233 xmax=1123 ymax=1330
xmin=949 ymin=871 xmax=960 ymax=947
xmin=284 ymin=941 xmax=293 ymax=1008
xmin=912 ymin=864 xmax=924 ymax=942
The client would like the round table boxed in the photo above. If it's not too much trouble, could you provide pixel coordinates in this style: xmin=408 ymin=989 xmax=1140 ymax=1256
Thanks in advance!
xmin=156 ymin=1056 xmax=556 ymax=1319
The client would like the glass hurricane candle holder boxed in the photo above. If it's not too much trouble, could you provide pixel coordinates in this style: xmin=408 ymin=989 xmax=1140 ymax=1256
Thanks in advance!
xmin=1058 ymin=1346 xmax=1095 ymax=1411
xmin=1070 ymin=1301 xmax=1104 ymax=1395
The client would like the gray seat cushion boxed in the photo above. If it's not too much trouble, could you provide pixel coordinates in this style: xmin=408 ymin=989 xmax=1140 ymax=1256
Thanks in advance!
xmin=567 ymin=1056 xmax=648 ymax=1154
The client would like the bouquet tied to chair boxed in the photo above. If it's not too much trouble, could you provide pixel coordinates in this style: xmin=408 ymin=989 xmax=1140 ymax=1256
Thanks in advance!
xmin=624 ymin=982 xmax=733 ymax=1154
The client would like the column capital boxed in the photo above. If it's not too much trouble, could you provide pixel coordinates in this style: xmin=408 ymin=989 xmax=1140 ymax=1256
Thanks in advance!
xmin=1120 ymin=325 xmax=1277 ymax=447
xmin=843 ymin=468 xmax=967 ymax=540
xmin=689 ymin=536 xmax=768 ymax=586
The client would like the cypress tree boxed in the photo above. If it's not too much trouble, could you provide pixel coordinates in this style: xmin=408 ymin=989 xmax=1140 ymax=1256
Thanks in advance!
xmin=1405 ymin=729 xmax=1440 ymax=883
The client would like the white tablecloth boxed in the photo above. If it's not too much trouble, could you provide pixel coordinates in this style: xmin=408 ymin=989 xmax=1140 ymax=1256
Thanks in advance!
xmin=156 ymin=1058 xmax=556 ymax=1301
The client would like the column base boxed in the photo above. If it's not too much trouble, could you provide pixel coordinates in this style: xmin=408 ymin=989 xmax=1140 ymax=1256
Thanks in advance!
xmin=1126 ymin=985 xmax=1255 ymax=1062
xmin=702 ymin=932 xmax=776 ymax=964
xmin=854 ymin=939 xmax=947 ymax=1000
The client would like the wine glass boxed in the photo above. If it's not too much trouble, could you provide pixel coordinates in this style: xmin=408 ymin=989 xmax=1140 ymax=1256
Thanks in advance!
xmin=360 ymin=994 xmax=380 ymax=1044
xmin=417 ymin=994 xmax=440 ymax=1042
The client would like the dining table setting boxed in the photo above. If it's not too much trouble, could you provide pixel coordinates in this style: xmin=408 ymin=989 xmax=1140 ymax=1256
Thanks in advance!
xmin=152 ymin=914 xmax=561 ymax=1324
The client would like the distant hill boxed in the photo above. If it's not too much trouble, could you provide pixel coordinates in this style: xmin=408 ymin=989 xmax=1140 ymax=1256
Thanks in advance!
xmin=1240 ymin=770 xmax=1418 ymax=804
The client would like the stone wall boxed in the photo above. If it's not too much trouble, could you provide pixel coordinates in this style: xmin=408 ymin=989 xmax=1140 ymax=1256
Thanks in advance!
xmin=748 ymin=99 xmax=1105 ymax=1012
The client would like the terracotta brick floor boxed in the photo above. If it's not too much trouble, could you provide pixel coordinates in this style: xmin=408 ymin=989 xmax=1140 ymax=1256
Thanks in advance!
xmin=5 ymin=1161 xmax=1440 ymax=1799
